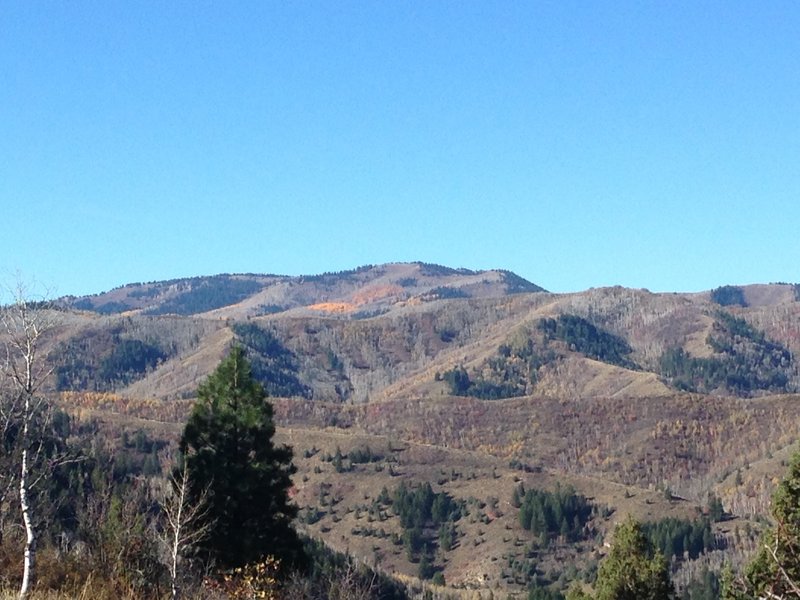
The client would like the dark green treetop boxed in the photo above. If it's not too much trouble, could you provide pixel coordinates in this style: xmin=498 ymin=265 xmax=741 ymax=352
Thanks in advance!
xmin=569 ymin=518 xmax=673 ymax=600
xmin=726 ymin=447 xmax=800 ymax=598
xmin=179 ymin=346 xmax=304 ymax=570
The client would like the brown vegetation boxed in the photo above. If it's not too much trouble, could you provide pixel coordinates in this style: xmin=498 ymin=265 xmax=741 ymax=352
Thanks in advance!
xmin=12 ymin=270 xmax=800 ymax=596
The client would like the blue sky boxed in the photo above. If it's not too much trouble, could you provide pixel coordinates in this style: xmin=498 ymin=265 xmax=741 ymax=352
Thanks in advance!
xmin=1 ymin=2 xmax=798 ymax=296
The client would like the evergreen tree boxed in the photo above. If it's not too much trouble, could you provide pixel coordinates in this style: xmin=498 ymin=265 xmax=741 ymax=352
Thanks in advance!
xmin=178 ymin=346 xmax=304 ymax=570
xmin=726 ymin=447 xmax=800 ymax=598
xmin=593 ymin=518 xmax=673 ymax=600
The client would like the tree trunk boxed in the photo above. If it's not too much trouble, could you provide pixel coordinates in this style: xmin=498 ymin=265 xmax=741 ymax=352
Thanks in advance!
xmin=18 ymin=445 xmax=35 ymax=600
xmin=5 ymin=293 xmax=46 ymax=600
xmin=162 ymin=462 xmax=211 ymax=600
xmin=170 ymin=489 xmax=183 ymax=600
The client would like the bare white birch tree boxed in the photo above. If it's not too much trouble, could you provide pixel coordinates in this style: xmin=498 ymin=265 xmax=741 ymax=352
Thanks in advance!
xmin=0 ymin=283 xmax=57 ymax=600
xmin=159 ymin=460 xmax=212 ymax=600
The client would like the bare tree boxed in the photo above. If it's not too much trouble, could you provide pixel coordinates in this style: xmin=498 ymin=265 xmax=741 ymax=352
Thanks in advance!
xmin=277 ymin=557 xmax=380 ymax=600
xmin=0 ymin=282 xmax=57 ymax=599
xmin=326 ymin=559 xmax=379 ymax=600
xmin=158 ymin=459 xmax=213 ymax=600
xmin=0 ymin=367 xmax=20 ymax=546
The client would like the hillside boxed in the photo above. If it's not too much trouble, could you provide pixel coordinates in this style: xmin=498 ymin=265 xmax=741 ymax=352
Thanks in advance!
xmin=59 ymin=262 xmax=545 ymax=319
xmin=38 ymin=266 xmax=800 ymax=596
xmin=50 ymin=275 xmax=800 ymax=405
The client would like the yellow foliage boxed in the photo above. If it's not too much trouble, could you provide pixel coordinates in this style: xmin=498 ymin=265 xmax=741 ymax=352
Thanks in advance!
xmin=204 ymin=556 xmax=282 ymax=600
xmin=350 ymin=284 xmax=404 ymax=305
xmin=308 ymin=302 xmax=355 ymax=313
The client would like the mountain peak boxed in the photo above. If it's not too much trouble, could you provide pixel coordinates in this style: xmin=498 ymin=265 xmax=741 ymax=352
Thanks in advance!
xmin=60 ymin=262 xmax=546 ymax=318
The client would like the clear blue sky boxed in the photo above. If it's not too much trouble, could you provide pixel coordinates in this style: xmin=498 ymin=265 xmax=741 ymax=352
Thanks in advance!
xmin=2 ymin=2 xmax=798 ymax=296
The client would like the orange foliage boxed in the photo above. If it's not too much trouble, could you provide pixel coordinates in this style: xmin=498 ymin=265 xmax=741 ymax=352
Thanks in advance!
xmin=307 ymin=302 xmax=355 ymax=313
xmin=308 ymin=284 xmax=405 ymax=313
xmin=58 ymin=391 xmax=193 ymax=424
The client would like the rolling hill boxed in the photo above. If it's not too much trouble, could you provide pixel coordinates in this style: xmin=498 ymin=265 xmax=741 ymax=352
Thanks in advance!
xmin=37 ymin=264 xmax=800 ymax=596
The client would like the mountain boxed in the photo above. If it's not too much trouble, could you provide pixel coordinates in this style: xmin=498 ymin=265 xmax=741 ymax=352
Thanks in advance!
xmin=51 ymin=272 xmax=800 ymax=404
xmin=40 ymin=266 xmax=800 ymax=595
xmin=47 ymin=269 xmax=800 ymax=500
xmin=59 ymin=262 xmax=545 ymax=319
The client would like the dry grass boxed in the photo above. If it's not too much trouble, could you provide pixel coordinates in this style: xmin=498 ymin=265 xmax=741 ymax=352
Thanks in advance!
xmin=279 ymin=427 xmax=697 ymax=594
xmin=123 ymin=326 xmax=234 ymax=400
xmin=29 ymin=388 xmax=788 ymax=597
xmin=0 ymin=585 xmax=144 ymax=600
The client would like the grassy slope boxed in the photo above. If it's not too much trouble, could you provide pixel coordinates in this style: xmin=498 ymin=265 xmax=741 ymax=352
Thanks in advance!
xmin=58 ymin=389 xmax=777 ymax=596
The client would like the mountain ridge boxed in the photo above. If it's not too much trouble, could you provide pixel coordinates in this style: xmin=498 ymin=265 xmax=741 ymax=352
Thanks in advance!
xmin=43 ymin=265 xmax=800 ymax=406
xmin=58 ymin=262 xmax=547 ymax=318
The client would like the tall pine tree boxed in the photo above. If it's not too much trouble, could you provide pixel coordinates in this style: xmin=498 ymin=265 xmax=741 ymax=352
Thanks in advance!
xmin=725 ymin=446 xmax=800 ymax=598
xmin=178 ymin=346 xmax=304 ymax=570
xmin=568 ymin=518 xmax=673 ymax=600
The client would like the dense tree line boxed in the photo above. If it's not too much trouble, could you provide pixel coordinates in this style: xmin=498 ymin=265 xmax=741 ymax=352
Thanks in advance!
xmin=440 ymin=365 xmax=525 ymax=400
xmin=390 ymin=482 xmax=461 ymax=579
xmin=440 ymin=314 xmax=636 ymax=400
xmin=320 ymin=445 xmax=384 ymax=473
xmin=56 ymin=334 xmax=168 ymax=391
xmin=300 ymin=264 xmax=377 ymax=282
xmin=499 ymin=269 xmax=547 ymax=294
xmin=392 ymin=482 xmax=461 ymax=531
xmin=709 ymin=311 xmax=788 ymax=359
xmin=145 ymin=276 xmax=264 ymax=316
xmin=232 ymin=322 xmax=313 ymax=398
xmin=440 ymin=335 xmax=552 ymax=400
xmin=53 ymin=316 xmax=216 ymax=393
xmin=71 ymin=275 xmax=281 ymax=315
xmin=97 ymin=339 xmax=166 ymax=386
xmin=537 ymin=315 xmax=636 ymax=369
xmin=516 ymin=484 xmax=593 ymax=543
xmin=641 ymin=517 xmax=716 ymax=561
xmin=709 ymin=286 xmax=747 ymax=307
xmin=346 ymin=445 xmax=383 ymax=464
xmin=659 ymin=311 xmax=793 ymax=395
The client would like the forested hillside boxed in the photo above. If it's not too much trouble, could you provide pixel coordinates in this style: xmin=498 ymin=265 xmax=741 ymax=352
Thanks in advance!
xmin=6 ymin=264 xmax=800 ymax=598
